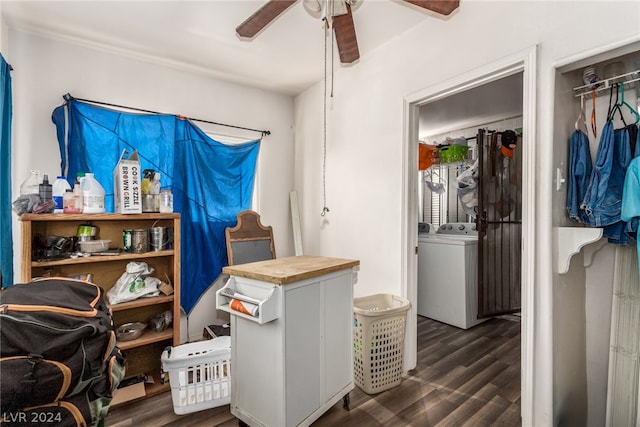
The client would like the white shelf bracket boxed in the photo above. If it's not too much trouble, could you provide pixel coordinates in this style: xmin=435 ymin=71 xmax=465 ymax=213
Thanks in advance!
xmin=555 ymin=227 xmax=604 ymax=274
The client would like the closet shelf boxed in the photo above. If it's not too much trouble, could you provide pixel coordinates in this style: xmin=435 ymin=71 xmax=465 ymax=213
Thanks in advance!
xmin=573 ymin=69 xmax=640 ymax=98
xmin=555 ymin=227 xmax=604 ymax=274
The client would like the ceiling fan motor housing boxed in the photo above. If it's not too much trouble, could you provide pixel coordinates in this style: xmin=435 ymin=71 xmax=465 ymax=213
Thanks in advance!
xmin=236 ymin=0 xmax=460 ymax=64
xmin=303 ymin=0 xmax=361 ymax=17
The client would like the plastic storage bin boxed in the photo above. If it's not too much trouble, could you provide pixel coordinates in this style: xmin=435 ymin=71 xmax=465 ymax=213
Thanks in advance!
xmin=353 ymin=294 xmax=411 ymax=394
xmin=438 ymin=145 xmax=469 ymax=163
xmin=161 ymin=336 xmax=231 ymax=414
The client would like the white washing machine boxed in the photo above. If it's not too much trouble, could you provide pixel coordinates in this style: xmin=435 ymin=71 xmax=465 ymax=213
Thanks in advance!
xmin=417 ymin=222 xmax=487 ymax=329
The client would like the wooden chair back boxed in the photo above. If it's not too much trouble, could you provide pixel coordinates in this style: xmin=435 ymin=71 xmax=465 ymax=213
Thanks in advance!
xmin=225 ymin=210 xmax=276 ymax=266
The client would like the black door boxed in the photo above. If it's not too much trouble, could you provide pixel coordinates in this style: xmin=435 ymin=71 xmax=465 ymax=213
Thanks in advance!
xmin=477 ymin=128 xmax=522 ymax=317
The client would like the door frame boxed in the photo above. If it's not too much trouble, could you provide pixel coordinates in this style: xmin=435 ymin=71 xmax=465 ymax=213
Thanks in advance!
xmin=401 ymin=46 xmax=537 ymax=425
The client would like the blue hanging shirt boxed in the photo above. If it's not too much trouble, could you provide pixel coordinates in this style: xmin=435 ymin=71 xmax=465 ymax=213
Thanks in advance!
xmin=621 ymin=157 xmax=640 ymax=272
xmin=566 ymin=129 xmax=592 ymax=225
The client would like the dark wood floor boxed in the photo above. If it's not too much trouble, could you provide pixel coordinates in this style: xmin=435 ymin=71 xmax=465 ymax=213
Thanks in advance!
xmin=106 ymin=315 xmax=521 ymax=427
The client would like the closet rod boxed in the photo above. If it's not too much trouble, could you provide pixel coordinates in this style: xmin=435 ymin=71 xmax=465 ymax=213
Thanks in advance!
xmin=573 ymin=70 xmax=640 ymax=98
xmin=63 ymin=93 xmax=271 ymax=138
xmin=433 ymin=161 xmax=473 ymax=171
xmin=424 ymin=115 xmax=522 ymax=142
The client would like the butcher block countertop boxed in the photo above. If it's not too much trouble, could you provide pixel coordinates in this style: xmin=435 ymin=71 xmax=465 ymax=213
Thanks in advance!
xmin=222 ymin=255 xmax=360 ymax=285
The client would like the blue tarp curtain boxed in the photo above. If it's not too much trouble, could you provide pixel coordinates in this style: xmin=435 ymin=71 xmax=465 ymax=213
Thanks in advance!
xmin=0 ymin=54 xmax=13 ymax=288
xmin=52 ymin=98 xmax=260 ymax=313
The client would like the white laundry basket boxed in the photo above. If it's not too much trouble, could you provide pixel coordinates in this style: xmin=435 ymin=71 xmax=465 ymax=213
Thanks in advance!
xmin=161 ymin=336 xmax=231 ymax=414
xmin=353 ymin=294 xmax=411 ymax=394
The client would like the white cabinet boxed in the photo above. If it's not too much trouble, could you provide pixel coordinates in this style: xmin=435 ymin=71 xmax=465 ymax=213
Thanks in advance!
xmin=217 ymin=255 xmax=359 ymax=427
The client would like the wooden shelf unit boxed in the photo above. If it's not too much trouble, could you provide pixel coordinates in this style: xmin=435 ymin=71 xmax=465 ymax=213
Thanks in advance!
xmin=20 ymin=213 xmax=181 ymax=402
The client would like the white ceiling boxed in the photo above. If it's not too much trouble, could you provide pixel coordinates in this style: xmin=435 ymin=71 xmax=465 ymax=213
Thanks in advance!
xmin=2 ymin=0 xmax=457 ymax=96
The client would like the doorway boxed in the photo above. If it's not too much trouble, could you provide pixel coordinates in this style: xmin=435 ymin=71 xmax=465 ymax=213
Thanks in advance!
xmin=418 ymin=75 xmax=524 ymax=319
xmin=402 ymin=47 xmax=537 ymax=425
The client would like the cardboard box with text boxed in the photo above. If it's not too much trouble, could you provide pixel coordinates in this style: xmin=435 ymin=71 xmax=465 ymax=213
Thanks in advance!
xmin=113 ymin=150 xmax=142 ymax=214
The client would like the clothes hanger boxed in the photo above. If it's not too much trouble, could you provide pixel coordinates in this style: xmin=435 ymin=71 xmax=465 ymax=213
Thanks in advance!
xmin=607 ymin=84 xmax=628 ymax=127
xmin=590 ymin=89 xmax=597 ymax=138
xmin=618 ymin=83 xmax=640 ymax=125
xmin=606 ymin=83 xmax=616 ymax=121
xmin=425 ymin=167 xmax=446 ymax=184
xmin=575 ymin=93 xmax=588 ymax=133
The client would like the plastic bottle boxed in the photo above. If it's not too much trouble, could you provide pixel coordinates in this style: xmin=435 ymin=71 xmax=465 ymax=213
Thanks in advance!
xmin=38 ymin=174 xmax=53 ymax=203
xmin=141 ymin=169 xmax=154 ymax=195
xmin=81 ymin=173 xmax=106 ymax=214
xmin=150 ymin=173 xmax=161 ymax=195
xmin=19 ymin=170 xmax=41 ymax=196
xmin=160 ymin=189 xmax=173 ymax=213
xmin=72 ymin=180 xmax=83 ymax=212
xmin=150 ymin=173 xmax=161 ymax=212
xmin=65 ymin=181 xmax=83 ymax=214
xmin=52 ymin=176 xmax=71 ymax=214
xmin=62 ymin=189 xmax=77 ymax=213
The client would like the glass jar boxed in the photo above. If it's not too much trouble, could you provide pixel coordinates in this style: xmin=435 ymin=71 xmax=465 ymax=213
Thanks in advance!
xmin=160 ymin=190 xmax=173 ymax=213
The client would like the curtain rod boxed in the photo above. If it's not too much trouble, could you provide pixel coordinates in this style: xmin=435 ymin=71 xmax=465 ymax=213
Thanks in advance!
xmin=64 ymin=93 xmax=271 ymax=138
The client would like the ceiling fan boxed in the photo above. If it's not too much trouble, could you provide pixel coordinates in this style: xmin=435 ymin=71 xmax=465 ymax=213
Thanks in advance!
xmin=236 ymin=0 xmax=460 ymax=64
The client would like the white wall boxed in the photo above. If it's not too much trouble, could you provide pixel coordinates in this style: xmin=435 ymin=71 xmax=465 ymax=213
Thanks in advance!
xmin=7 ymin=28 xmax=295 ymax=338
xmin=293 ymin=1 xmax=640 ymax=426
xmin=0 ymin=2 xmax=4 ymax=51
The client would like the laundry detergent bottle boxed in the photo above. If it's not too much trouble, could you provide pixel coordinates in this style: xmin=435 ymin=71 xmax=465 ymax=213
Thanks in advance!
xmin=81 ymin=173 xmax=106 ymax=213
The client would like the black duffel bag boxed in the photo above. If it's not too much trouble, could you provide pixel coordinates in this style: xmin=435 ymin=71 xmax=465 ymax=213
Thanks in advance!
xmin=0 ymin=278 xmax=125 ymax=426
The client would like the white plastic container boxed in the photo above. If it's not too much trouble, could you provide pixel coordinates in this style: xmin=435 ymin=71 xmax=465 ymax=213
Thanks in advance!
xmin=20 ymin=170 xmax=41 ymax=196
xmin=78 ymin=239 xmax=111 ymax=253
xmin=52 ymin=176 xmax=71 ymax=213
xmin=81 ymin=173 xmax=106 ymax=213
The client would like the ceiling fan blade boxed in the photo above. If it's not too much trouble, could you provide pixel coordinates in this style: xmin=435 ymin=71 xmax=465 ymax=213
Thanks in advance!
xmin=401 ymin=0 xmax=460 ymax=16
xmin=236 ymin=0 xmax=299 ymax=38
xmin=333 ymin=4 xmax=360 ymax=64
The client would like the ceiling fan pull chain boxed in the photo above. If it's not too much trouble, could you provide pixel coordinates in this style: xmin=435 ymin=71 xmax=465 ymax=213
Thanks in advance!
xmin=321 ymin=10 xmax=330 ymax=217
xmin=330 ymin=0 xmax=337 ymax=81
xmin=330 ymin=13 xmax=335 ymax=98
